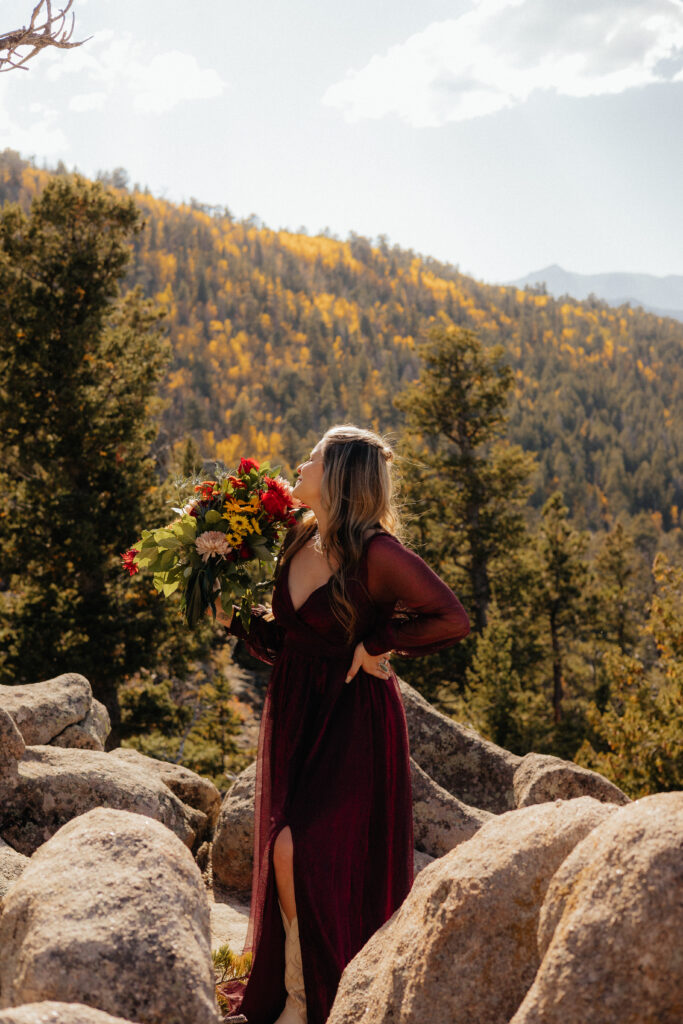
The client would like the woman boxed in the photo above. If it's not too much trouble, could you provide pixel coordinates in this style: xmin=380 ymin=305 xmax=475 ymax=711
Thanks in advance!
xmin=214 ymin=424 xmax=470 ymax=1024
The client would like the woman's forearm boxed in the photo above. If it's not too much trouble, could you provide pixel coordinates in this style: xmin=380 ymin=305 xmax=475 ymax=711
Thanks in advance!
xmin=208 ymin=593 xmax=233 ymax=628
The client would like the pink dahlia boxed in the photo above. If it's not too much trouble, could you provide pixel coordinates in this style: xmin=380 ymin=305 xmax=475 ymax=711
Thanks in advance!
xmin=195 ymin=531 xmax=233 ymax=563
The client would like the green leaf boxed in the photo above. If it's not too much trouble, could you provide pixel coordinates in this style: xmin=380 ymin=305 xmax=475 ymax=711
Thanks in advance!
xmin=163 ymin=564 xmax=184 ymax=582
xmin=179 ymin=518 xmax=197 ymax=543
xmin=239 ymin=598 xmax=252 ymax=633
xmin=249 ymin=537 xmax=275 ymax=561
xmin=159 ymin=535 xmax=182 ymax=550
xmin=185 ymin=569 xmax=205 ymax=630
xmin=152 ymin=528 xmax=176 ymax=543
xmin=204 ymin=509 xmax=222 ymax=525
xmin=144 ymin=549 xmax=177 ymax=573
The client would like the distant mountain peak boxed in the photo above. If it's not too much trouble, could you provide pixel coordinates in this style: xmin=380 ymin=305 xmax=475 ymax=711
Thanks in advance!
xmin=506 ymin=265 xmax=683 ymax=322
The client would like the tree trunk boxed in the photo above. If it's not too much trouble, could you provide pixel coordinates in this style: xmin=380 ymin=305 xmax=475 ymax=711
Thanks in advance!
xmin=470 ymin=548 xmax=490 ymax=633
xmin=549 ymin=606 xmax=563 ymax=723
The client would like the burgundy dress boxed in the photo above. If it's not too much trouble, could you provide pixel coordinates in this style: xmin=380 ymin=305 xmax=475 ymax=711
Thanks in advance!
xmin=220 ymin=529 xmax=470 ymax=1024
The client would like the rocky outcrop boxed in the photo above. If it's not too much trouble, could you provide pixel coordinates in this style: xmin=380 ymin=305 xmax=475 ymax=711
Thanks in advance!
xmin=1 ymin=670 xmax=664 ymax=1024
xmin=0 ymin=745 xmax=202 ymax=855
xmin=0 ymin=1004 xmax=139 ymax=1024
xmin=513 ymin=752 xmax=630 ymax=808
xmin=410 ymin=757 xmax=492 ymax=857
xmin=511 ymin=792 xmax=683 ymax=1024
xmin=109 ymin=747 xmax=221 ymax=842
xmin=0 ymin=836 xmax=28 ymax=904
xmin=398 ymin=678 xmax=521 ymax=812
xmin=412 ymin=850 xmax=434 ymax=877
xmin=0 ymin=675 xmax=94 ymax=746
xmin=0 ymin=807 xmax=221 ymax=1024
xmin=209 ymin=892 xmax=251 ymax=955
xmin=327 ymin=796 xmax=618 ymax=1024
xmin=212 ymin=761 xmax=256 ymax=890
xmin=0 ymin=708 xmax=25 ymax=768
xmin=50 ymin=700 xmax=111 ymax=751
xmin=398 ymin=680 xmax=631 ymax=813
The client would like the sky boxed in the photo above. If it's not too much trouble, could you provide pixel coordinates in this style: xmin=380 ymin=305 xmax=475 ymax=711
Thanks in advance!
xmin=1 ymin=0 xmax=682 ymax=284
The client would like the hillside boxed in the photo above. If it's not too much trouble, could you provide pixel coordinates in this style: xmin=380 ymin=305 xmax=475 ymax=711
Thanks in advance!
xmin=2 ymin=149 xmax=682 ymax=531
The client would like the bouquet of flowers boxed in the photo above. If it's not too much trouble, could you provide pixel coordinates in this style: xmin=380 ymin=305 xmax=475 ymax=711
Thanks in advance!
xmin=121 ymin=457 xmax=304 ymax=631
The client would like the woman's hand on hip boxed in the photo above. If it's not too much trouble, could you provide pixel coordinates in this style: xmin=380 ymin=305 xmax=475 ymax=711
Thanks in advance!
xmin=345 ymin=642 xmax=392 ymax=683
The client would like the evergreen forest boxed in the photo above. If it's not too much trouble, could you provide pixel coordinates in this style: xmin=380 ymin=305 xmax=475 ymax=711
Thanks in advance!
xmin=1 ymin=149 xmax=681 ymax=798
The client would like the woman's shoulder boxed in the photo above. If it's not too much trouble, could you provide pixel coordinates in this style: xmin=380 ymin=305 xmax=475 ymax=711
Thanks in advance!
xmin=363 ymin=528 xmax=403 ymax=560
xmin=365 ymin=530 xmax=435 ymax=571
xmin=365 ymin=527 xmax=401 ymax=545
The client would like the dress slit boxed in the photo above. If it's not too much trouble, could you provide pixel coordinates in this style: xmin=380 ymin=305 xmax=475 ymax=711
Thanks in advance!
xmin=290 ymin=821 xmax=310 ymax=1005
xmin=273 ymin=822 xmax=308 ymax=1005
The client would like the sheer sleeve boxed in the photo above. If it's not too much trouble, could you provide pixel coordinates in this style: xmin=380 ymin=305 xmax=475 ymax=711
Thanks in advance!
xmin=362 ymin=534 xmax=470 ymax=657
xmin=226 ymin=603 xmax=285 ymax=666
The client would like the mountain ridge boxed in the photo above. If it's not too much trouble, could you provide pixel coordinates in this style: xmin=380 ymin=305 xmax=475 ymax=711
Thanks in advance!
xmin=508 ymin=264 xmax=683 ymax=322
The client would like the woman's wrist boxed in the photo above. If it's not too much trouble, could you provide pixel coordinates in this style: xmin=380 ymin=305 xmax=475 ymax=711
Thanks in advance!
xmin=215 ymin=607 xmax=232 ymax=626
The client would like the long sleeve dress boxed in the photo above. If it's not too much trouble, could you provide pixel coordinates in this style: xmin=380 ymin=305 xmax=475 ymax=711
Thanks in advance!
xmin=219 ymin=528 xmax=470 ymax=1024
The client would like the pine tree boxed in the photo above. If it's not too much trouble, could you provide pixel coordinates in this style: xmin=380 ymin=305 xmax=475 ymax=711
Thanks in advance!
xmin=576 ymin=552 xmax=683 ymax=796
xmin=181 ymin=436 xmax=204 ymax=478
xmin=0 ymin=173 xmax=183 ymax=745
xmin=459 ymin=599 xmax=547 ymax=753
xmin=533 ymin=492 xmax=590 ymax=725
xmin=394 ymin=319 xmax=537 ymax=633
xmin=593 ymin=520 xmax=645 ymax=655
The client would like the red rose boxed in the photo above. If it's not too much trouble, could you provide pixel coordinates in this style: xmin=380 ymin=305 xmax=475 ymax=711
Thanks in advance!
xmin=239 ymin=540 xmax=251 ymax=559
xmin=238 ymin=457 xmax=260 ymax=475
xmin=259 ymin=478 xmax=290 ymax=518
xmin=267 ymin=475 xmax=294 ymax=504
xmin=260 ymin=488 xmax=288 ymax=518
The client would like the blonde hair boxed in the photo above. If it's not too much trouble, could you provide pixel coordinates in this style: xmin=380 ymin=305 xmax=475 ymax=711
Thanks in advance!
xmin=275 ymin=423 xmax=403 ymax=642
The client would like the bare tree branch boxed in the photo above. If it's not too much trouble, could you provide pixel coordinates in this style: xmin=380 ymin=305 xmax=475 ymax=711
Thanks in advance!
xmin=0 ymin=1 xmax=90 ymax=73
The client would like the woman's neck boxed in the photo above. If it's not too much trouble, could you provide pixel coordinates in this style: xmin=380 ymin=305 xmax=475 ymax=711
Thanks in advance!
xmin=308 ymin=502 xmax=329 ymax=547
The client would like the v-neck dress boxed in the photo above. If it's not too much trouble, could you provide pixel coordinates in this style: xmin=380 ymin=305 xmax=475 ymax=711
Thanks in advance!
xmin=220 ymin=529 xmax=470 ymax=1024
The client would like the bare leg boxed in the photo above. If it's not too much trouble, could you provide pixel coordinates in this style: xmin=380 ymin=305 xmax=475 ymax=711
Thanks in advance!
xmin=273 ymin=825 xmax=297 ymax=924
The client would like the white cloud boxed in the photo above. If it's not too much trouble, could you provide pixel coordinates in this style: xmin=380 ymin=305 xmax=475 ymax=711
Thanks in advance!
xmin=132 ymin=51 xmax=226 ymax=114
xmin=69 ymin=91 xmax=107 ymax=112
xmin=0 ymin=103 xmax=68 ymax=157
xmin=322 ymin=0 xmax=683 ymax=126
xmin=43 ymin=30 xmax=226 ymax=114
